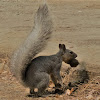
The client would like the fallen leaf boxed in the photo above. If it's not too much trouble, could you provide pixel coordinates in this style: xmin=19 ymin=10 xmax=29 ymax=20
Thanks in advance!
xmin=66 ymin=88 xmax=74 ymax=95
xmin=66 ymin=89 xmax=71 ymax=95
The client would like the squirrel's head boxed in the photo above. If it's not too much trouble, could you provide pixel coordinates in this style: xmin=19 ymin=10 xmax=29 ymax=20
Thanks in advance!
xmin=59 ymin=44 xmax=79 ymax=67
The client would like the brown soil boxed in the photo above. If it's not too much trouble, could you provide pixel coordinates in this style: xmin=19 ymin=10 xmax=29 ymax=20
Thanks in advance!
xmin=0 ymin=0 xmax=100 ymax=100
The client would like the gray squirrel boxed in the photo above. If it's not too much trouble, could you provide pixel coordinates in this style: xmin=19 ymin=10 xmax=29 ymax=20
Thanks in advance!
xmin=10 ymin=3 xmax=79 ymax=96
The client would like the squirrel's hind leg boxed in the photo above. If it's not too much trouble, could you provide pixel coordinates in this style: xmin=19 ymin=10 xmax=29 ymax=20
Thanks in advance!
xmin=36 ymin=72 xmax=49 ymax=96
xmin=29 ymin=72 xmax=49 ymax=97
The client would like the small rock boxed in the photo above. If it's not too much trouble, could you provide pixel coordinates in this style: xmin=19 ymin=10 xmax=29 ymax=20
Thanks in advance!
xmin=34 ymin=88 xmax=38 ymax=92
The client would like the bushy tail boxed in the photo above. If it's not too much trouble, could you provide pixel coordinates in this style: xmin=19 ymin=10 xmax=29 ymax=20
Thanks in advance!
xmin=10 ymin=3 xmax=52 ymax=85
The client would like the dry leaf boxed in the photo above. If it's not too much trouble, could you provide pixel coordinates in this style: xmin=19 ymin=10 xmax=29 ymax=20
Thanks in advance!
xmin=66 ymin=88 xmax=74 ymax=95
xmin=66 ymin=89 xmax=71 ymax=95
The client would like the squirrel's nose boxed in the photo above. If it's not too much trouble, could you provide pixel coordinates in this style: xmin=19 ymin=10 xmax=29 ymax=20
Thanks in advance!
xmin=74 ymin=54 xmax=77 ymax=58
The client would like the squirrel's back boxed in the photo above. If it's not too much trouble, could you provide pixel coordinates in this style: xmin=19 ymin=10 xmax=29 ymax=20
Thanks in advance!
xmin=10 ymin=3 xmax=52 ymax=86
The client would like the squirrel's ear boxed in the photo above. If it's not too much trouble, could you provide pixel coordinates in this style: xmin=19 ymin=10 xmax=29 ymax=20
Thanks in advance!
xmin=59 ymin=44 xmax=62 ymax=49
xmin=62 ymin=44 xmax=66 ymax=52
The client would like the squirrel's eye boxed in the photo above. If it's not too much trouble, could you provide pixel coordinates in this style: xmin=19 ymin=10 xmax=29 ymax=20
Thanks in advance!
xmin=70 ymin=51 xmax=73 ymax=54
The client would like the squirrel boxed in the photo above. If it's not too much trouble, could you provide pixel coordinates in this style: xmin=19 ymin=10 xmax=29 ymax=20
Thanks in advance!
xmin=10 ymin=3 xmax=79 ymax=96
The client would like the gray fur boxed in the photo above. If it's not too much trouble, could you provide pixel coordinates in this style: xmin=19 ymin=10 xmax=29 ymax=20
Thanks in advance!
xmin=10 ymin=3 xmax=52 ymax=85
xmin=22 ymin=44 xmax=77 ymax=95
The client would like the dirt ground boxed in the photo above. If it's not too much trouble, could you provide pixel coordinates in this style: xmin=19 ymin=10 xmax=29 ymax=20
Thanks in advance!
xmin=0 ymin=0 xmax=100 ymax=100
